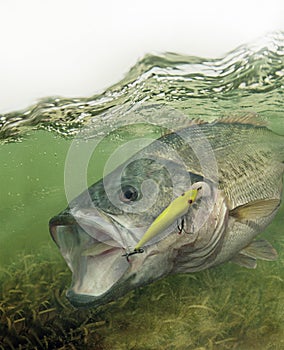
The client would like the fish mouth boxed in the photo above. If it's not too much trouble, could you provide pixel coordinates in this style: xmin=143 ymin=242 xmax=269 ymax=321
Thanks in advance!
xmin=49 ymin=208 xmax=131 ymax=307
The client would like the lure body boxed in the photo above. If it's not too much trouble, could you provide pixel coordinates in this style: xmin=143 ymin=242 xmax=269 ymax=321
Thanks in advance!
xmin=134 ymin=188 xmax=199 ymax=250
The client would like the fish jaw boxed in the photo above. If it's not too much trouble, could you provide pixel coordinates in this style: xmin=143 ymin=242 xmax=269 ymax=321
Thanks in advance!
xmin=49 ymin=208 xmax=171 ymax=308
xmin=49 ymin=209 xmax=132 ymax=307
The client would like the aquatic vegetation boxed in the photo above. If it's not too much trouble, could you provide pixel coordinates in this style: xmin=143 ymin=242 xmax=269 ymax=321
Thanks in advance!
xmin=100 ymin=255 xmax=284 ymax=350
xmin=0 ymin=250 xmax=105 ymax=349
xmin=0 ymin=232 xmax=283 ymax=349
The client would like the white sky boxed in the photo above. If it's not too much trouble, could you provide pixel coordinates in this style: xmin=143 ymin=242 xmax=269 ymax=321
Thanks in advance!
xmin=0 ymin=0 xmax=283 ymax=113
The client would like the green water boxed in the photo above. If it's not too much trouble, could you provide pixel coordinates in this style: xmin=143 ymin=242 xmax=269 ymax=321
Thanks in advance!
xmin=0 ymin=132 xmax=69 ymax=266
xmin=0 ymin=125 xmax=161 ymax=266
xmin=0 ymin=32 xmax=284 ymax=349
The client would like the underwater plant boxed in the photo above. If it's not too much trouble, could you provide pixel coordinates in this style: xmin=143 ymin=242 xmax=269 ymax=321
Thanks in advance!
xmin=0 ymin=231 xmax=283 ymax=350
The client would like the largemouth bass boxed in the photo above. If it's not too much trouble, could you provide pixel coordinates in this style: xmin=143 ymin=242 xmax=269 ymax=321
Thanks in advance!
xmin=49 ymin=114 xmax=284 ymax=308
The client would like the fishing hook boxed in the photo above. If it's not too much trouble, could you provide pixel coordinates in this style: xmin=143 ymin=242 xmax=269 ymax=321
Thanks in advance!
xmin=177 ymin=217 xmax=192 ymax=234
xmin=122 ymin=248 xmax=144 ymax=262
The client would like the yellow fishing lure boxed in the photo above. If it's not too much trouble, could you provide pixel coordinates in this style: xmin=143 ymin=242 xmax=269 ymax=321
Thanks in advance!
xmin=134 ymin=188 xmax=199 ymax=251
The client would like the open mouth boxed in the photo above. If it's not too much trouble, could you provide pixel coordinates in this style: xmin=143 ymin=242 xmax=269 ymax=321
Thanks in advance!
xmin=49 ymin=209 xmax=130 ymax=307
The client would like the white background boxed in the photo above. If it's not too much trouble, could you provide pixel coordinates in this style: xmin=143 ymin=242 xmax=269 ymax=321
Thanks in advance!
xmin=0 ymin=0 xmax=283 ymax=113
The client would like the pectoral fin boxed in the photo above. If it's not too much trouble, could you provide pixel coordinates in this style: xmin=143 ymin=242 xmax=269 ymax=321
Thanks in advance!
xmin=231 ymin=239 xmax=278 ymax=269
xmin=230 ymin=199 xmax=280 ymax=221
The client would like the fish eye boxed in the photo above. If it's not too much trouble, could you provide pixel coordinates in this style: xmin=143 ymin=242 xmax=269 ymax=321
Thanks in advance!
xmin=120 ymin=185 xmax=139 ymax=203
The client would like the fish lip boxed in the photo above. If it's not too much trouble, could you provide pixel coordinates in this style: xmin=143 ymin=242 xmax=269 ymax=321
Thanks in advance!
xmin=66 ymin=289 xmax=99 ymax=308
xmin=65 ymin=274 xmax=134 ymax=308
xmin=49 ymin=209 xmax=117 ymax=247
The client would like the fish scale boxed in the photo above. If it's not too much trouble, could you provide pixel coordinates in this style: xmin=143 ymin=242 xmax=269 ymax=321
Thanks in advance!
xmin=156 ymin=121 xmax=284 ymax=209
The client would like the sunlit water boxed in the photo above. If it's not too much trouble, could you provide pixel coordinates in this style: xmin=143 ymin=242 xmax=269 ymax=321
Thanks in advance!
xmin=0 ymin=31 xmax=283 ymax=349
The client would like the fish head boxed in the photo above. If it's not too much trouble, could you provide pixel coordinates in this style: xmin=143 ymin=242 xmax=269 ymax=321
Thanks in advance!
xmin=49 ymin=135 xmax=219 ymax=308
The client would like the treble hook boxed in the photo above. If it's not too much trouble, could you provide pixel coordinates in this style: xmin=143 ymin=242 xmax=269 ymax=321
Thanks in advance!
xmin=177 ymin=217 xmax=192 ymax=234
xmin=122 ymin=248 xmax=144 ymax=262
xmin=177 ymin=217 xmax=185 ymax=234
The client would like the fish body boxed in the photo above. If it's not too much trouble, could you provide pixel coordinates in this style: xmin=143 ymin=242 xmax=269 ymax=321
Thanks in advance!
xmin=49 ymin=115 xmax=284 ymax=307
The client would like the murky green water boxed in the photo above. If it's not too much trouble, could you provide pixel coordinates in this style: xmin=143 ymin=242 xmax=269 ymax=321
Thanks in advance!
xmin=0 ymin=32 xmax=283 ymax=349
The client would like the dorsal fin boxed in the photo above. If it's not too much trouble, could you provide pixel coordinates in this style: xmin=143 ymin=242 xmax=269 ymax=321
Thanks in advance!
xmin=164 ymin=112 xmax=267 ymax=135
xmin=161 ymin=117 xmax=209 ymax=135
xmin=215 ymin=112 xmax=267 ymax=127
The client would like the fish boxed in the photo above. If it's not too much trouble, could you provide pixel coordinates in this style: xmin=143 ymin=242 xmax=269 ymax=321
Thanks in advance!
xmin=49 ymin=113 xmax=284 ymax=308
